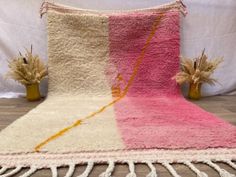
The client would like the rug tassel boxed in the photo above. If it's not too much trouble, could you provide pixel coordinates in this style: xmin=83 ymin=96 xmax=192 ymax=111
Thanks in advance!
xmin=99 ymin=160 xmax=115 ymax=177
xmin=19 ymin=166 xmax=37 ymax=177
xmin=126 ymin=161 xmax=136 ymax=177
xmin=146 ymin=161 xmax=157 ymax=177
xmin=224 ymin=160 xmax=236 ymax=170
xmin=162 ymin=162 xmax=181 ymax=177
xmin=0 ymin=167 xmax=7 ymax=175
xmin=183 ymin=161 xmax=208 ymax=177
xmin=77 ymin=161 xmax=94 ymax=177
xmin=39 ymin=1 xmax=49 ymax=18
xmin=0 ymin=166 xmax=22 ymax=177
xmin=64 ymin=164 xmax=75 ymax=177
xmin=50 ymin=166 xmax=57 ymax=177
xmin=176 ymin=0 xmax=187 ymax=16
xmin=204 ymin=160 xmax=236 ymax=177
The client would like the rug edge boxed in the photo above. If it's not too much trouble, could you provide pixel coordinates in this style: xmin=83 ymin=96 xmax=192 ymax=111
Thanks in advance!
xmin=0 ymin=148 xmax=235 ymax=177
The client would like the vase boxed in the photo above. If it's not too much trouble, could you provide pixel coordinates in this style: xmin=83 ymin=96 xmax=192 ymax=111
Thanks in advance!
xmin=188 ymin=83 xmax=201 ymax=100
xmin=25 ymin=83 xmax=41 ymax=101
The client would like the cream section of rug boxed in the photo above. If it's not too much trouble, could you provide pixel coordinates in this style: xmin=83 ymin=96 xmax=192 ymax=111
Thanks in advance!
xmin=0 ymin=97 xmax=124 ymax=152
xmin=47 ymin=11 xmax=112 ymax=97
xmin=0 ymin=11 xmax=124 ymax=153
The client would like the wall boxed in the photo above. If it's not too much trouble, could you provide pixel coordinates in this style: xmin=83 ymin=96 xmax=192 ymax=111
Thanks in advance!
xmin=0 ymin=0 xmax=235 ymax=98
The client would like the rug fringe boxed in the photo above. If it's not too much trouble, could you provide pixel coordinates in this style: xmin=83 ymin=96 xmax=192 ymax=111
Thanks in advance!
xmin=225 ymin=160 xmax=236 ymax=170
xmin=162 ymin=162 xmax=181 ymax=177
xmin=126 ymin=161 xmax=136 ymax=177
xmin=0 ymin=159 xmax=235 ymax=177
xmin=0 ymin=166 xmax=22 ymax=177
xmin=183 ymin=161 xmax=208 ymax=177
xmin=19 ymin=166 xmax=37 ymax=177
xmin=204 ymin=160 xmax=236 ymax=177
xmin=64 ymin=164 xmax=75 ymax=177
xmin=78 ymin=161 xmax=94 ymax=177
xmin=146 ymin=161 xmax=158 ymax=177
xmin=50 ymin=166 xmax=57 ymax=177
xmin=99 ymin=160 xmax=115 ymax=177
xmin=39 ymin=0 xmax=187 ymax=18
xmin=0 ymin=167 xmax=7 ymax=175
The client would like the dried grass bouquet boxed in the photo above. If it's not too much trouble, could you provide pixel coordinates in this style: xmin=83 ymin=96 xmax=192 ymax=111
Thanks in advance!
xmin=173 ymin=49 xmax=223 ymax=85
xmin=172 ymin=49 xmax=223 ymax=99
xmin=7 ymin=45 xmax=47 ymax=101
xmin=7 ymin=45 xmax=47 ymax=86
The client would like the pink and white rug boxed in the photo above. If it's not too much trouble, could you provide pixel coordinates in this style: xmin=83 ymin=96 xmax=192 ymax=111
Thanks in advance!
xmin=0 ymin=1 xmax=235 ymax=177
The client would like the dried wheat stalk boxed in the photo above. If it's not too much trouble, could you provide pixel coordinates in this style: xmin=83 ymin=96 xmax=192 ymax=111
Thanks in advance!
xmin=172 ymin=49 xmax=223 ymax=85
xmin=7 ymin=46 xmax=48 ymax=85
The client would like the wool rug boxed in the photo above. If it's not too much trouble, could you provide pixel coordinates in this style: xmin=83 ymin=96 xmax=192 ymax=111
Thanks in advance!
xmin=0 ymin=1 xmax=236 ymax=177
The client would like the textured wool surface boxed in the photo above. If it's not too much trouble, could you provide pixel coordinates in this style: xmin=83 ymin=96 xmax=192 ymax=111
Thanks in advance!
xmin=0 ymin=1 xmax=235 ymax=176
xmin=108 ymin=10 xmax=236 ymax=149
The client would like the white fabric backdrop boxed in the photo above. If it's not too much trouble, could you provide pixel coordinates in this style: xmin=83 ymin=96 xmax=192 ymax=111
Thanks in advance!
xmin=0 ymin=0 xmax=236 ymax=98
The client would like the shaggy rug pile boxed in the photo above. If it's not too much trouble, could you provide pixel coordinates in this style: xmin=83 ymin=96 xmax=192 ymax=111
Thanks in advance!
xmin=0 ymin=0 xmax=235 ymax=177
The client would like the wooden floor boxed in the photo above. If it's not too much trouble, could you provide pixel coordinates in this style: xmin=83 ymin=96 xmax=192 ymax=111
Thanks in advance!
xmin=0 ymin=96 xmax=236 ymax=177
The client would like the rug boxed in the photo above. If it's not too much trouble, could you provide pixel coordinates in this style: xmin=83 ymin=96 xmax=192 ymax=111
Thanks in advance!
xmin=0 ymin=0 xmax=235 ymax=177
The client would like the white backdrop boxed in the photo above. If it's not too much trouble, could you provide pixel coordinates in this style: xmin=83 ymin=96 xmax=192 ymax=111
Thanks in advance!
xmin=0 ymin=0 xmax=236 ymax=98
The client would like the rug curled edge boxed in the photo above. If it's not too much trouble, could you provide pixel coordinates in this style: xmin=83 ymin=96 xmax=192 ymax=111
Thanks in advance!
xmin=0 ymin=148 xmax=235 ymax=177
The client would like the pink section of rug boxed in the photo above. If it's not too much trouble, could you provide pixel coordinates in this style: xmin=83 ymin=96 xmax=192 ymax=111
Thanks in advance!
xmin=108 ymin=11 xmax=236 ymax=149
xmin=108 ymin=11 xmax=180 ymax=97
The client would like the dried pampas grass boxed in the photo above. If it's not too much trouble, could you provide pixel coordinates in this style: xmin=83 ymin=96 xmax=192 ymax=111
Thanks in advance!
xmin=7 ymin=46 xmax=48 ymax=86
xmin=173 ymin=49 xmax=223 ymax=86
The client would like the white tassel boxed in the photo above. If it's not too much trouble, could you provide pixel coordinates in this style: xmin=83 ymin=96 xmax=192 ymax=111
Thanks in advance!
xmin=99 ymin=160 xmax=115 ymax=177
xmin=126 ymin=161 xmax=136 ymax=177
xmin=50 ymin=166 xmax=57 ymax=177
xmin=64 ymin=164 xmax=75 ymax=177
xmin=183 ymin=161 xmax=208 ymax=177
xmin=162 ymin=162 xmax=181 ymax=177
xmin=77 ymin=161 xmax=94 ymax=177
xmin=146 ymin=161 xmax=157 ymax=177
xmin=204 ymin=160 xmax=236 ymax=177
xmin=19 ymin=166 xmax=37 ymax=177
xmin=0 ymin=166 xmax=22 ymax=177
xmin=225 ymin=160 xmax=236 ymax=170
xmin=0 ymin=167 xmax=7 ymax=175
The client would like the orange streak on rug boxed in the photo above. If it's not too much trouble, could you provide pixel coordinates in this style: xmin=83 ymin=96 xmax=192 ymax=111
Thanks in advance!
xmin=34 ymin=13 xmax=164 ymax=152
